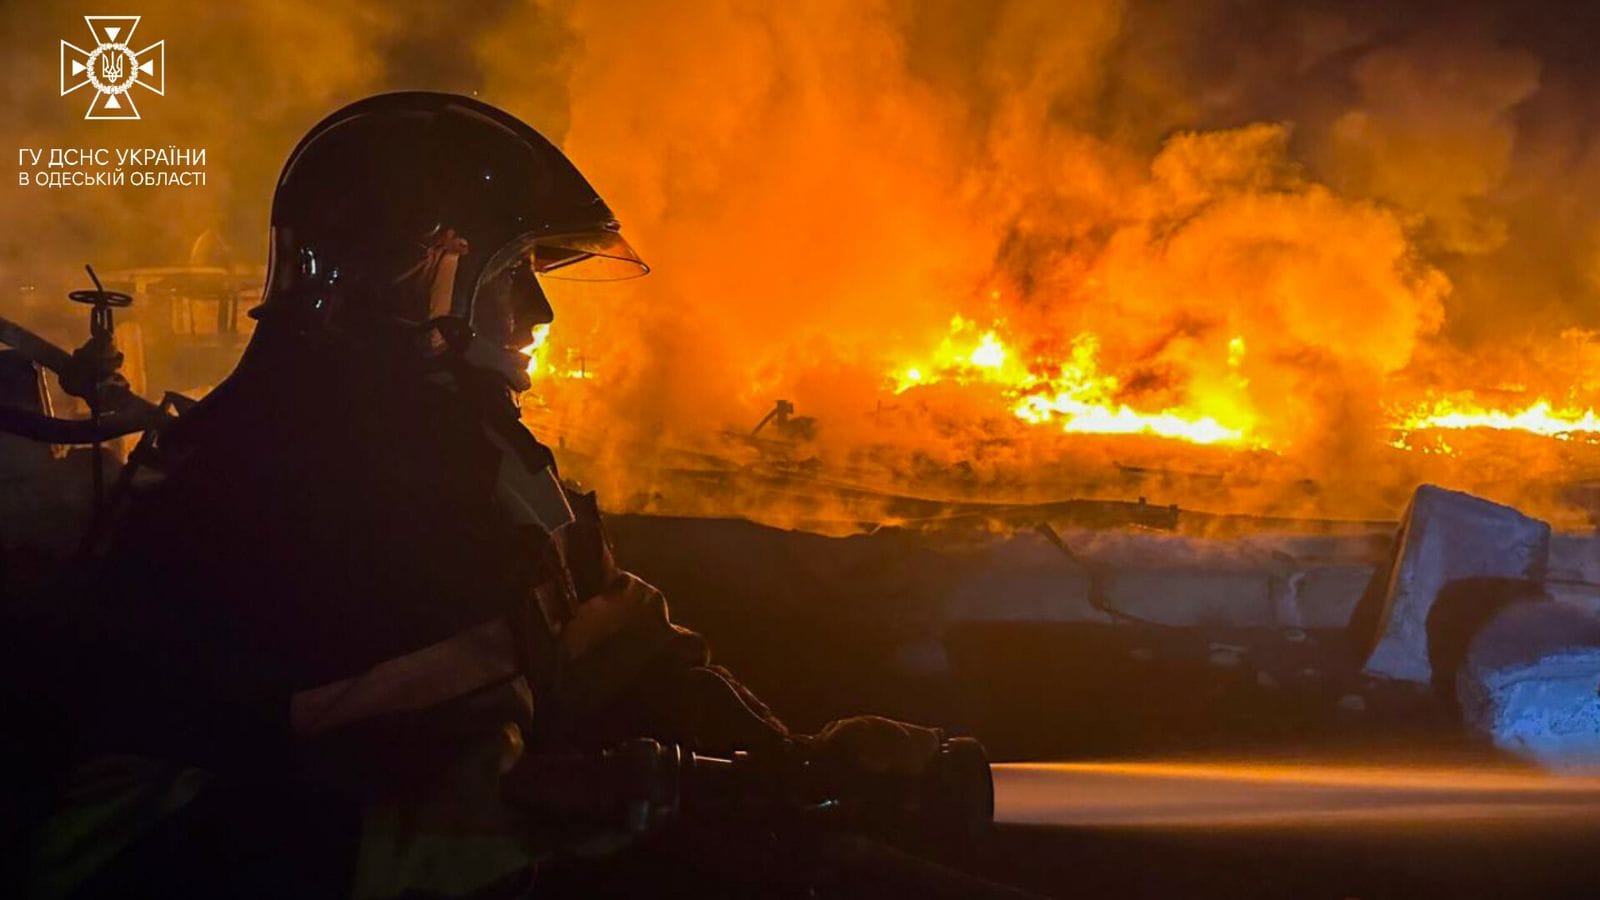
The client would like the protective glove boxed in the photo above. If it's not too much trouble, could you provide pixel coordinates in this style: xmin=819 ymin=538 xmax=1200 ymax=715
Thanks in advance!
xmin=809 ymin=715 xmax=943 ymax=777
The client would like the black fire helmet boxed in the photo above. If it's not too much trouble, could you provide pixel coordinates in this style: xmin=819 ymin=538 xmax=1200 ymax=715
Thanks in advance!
xmin=257 ymin=91 xmax=646 ymax=352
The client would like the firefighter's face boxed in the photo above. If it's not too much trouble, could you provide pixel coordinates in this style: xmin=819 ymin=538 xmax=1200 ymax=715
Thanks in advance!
xmin=472 ymin=256 xmax=554 ymax=350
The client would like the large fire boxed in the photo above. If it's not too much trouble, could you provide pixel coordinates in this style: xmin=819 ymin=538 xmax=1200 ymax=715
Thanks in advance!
xmin=884 ymin=320 xmax=1600 ymax=453
xmin=519 ymin=292 xmax=1600 ymax=533
xmin=10 ymin=1 xmax=1600 ymax=530
xmin=526 ymin=312 xmax=1600 ymax=456
xmin=497 ymin=3 xmax=1600 ymax=530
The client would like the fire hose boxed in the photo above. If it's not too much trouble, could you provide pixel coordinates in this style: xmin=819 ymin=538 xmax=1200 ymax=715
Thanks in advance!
xmin=503 ymin=735 xmax=995 ymax=841
xmin=503 ymin=736 xmax=1014 ymax=897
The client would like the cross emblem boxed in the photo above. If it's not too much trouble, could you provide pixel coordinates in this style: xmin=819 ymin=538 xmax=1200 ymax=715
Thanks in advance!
xmin=60 ymin=16 xmax=165 ymax=120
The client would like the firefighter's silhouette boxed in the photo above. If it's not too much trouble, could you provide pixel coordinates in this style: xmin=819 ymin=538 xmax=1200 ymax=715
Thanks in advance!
xmin=27 ymin=93 xmax=943 ymax=898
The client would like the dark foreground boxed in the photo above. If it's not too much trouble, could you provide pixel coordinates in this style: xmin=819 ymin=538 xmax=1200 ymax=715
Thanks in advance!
xmin=606 ymin=515 xmax=1600 ymax=898
xmin=975 ymin=816 xmax=1600 ymax=900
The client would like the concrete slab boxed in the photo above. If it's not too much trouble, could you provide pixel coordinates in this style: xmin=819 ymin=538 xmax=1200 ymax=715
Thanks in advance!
xmin=1275 ymin=565 xmax=1374 ymax=630
xmin=1363 ymin=485 xmax=1550 ymax=684
xmin=941 ymin=531 xmax=1106 ymax=624
xmin=1101 ymin=568 xmax=1276 ymax=628
xmin=1458 ymin=600 xmax=1600 ymax=771
xmin=1549 ymin=533 xmax=1600 ymax=584
xmin=1548 ymin=581 xmax=1600 ymax=617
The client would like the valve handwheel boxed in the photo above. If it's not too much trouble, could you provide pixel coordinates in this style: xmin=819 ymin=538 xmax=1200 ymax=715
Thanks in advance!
xmin=67 ymin=286 xmax=133 ymax=308
xmin=68 ymin=265 xmax=132 ymax=341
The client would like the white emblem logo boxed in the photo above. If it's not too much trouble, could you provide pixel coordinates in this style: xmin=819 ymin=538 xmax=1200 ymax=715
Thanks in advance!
xmin=60 ymin=16 xmax=165 ymax=120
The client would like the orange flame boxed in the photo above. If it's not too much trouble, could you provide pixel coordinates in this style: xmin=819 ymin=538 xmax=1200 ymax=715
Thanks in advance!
xmin=521 ymin=323 xmax=593 ymax=382
xmin=520 ymin=323 xmax=552 ymax=379
xmin=1396 ymin=398 xmax=1600 ymax=439
xmin=890 ymin=316 xmax=1253 ymax=446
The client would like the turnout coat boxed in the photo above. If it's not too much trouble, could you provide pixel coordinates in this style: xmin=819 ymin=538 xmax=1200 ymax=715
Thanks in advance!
xmin=32 ymin=324 xmax=787 ymax=899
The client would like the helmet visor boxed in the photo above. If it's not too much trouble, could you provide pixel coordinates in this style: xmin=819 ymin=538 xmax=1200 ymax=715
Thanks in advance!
xmin=473 ymin=226 xmax=647 ymax=321
xmin=531 ymin=229 xmax=648 ymax=281
xmin=480 ymin=228 xmax=647 ymax=287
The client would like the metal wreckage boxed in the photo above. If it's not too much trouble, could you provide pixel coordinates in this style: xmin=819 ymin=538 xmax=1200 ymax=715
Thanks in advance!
xmin=11 ymin=94 xmax=1600 ymax=900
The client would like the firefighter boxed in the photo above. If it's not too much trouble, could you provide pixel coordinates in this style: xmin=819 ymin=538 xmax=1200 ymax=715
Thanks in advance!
xmin=29 ymin=92 xmax=941 ymax=899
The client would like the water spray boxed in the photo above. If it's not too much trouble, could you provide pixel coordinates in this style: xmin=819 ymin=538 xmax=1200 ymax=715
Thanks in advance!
xmin=990 ymin=759 xmax=1600 ymax=830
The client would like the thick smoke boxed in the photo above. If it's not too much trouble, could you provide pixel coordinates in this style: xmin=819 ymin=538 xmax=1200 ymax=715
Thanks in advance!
xmin=6 ymin=1 xmax=1600 ymax=526
xmin=488 ymin=0 xmax=1470 ymax=520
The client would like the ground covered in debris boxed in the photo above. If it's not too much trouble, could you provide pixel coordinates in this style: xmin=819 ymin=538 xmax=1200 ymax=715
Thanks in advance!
xmin=606 ymin=511 xmax=1459 ymax=761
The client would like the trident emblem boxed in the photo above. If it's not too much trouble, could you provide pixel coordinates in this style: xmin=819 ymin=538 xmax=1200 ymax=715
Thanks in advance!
xmin=60 ymin=16 xmax=165 ymax=120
